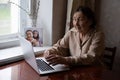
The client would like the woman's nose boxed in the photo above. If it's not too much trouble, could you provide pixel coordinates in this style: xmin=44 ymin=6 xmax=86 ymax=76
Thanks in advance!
xmin=75 ymin=20 xmax=79 ymax=26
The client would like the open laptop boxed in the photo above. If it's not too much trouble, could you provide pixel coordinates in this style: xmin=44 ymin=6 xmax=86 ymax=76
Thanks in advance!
xmin=19 ymin=36 xmax=70 ymax=75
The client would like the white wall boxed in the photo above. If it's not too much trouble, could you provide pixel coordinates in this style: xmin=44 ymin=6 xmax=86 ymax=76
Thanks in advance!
xmin=37 ymin=0 xmax=67 ymax=45
xmin=37 ymin=0 xmax=53 ymax=46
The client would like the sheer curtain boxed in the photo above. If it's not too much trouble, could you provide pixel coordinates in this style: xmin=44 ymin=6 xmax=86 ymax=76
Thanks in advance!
xmin=66 ymin=0 xmax=96 ymax=32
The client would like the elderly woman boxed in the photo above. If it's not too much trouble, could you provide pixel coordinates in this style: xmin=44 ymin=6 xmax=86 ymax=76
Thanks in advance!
xmin=44 ymin=6 xmax=105 ymax=66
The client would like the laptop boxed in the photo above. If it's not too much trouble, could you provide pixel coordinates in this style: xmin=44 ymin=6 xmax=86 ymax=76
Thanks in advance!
xmin=19 ymin=36 xmax=70 ymax=75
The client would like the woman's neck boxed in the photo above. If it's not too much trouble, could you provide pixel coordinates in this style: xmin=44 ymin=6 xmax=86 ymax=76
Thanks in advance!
xmin=80 ymin=27 xmax=90 ymax=36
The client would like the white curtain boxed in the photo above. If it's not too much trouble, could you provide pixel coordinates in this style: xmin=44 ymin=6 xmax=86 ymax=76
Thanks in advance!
xmin=65 ymin=0 xmax=73 ymax=33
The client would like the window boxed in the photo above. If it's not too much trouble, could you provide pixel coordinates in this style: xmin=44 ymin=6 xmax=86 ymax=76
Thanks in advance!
xmin=0 ymin=0 xmax=31 ymax=48
xmin=0 ymin=0 xmax=53 ymax=66
xmin=0 ymin=0 xmax=30 ymax=65
xmin=0 ymin=0 xmax=19 ymax=36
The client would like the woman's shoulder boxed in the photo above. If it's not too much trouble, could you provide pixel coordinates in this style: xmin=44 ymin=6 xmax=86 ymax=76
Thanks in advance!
xmin=92 ymin=27 xmax=104 ymax=38
xmin=66 ymin=27 xmax=77 ymax=33
xmin=94 ymin=27 xmax=104 ymax=34
xmin=62 ymin=27 xmax=77 ymax=39
xmin=65 ymin=27 xmax=77 ymax=35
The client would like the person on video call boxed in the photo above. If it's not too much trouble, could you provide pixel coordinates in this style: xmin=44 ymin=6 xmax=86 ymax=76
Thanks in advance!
xmin=26 ymin=30 xmax=40 ymax=47
xmin=44 ymin=6 xmax=105 ymax=66
xmin=33 ymin=30 xmax=42 ymax=47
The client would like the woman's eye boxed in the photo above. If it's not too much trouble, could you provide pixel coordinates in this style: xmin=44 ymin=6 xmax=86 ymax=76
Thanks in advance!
xmin=79 ymin=18 xmax=84 ymax=21
xmin=73 ymin=18 xmax=76 ymax=21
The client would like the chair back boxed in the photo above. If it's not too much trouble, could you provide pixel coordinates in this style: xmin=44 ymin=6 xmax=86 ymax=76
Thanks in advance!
xmin=103 ymin=47 xmax=117 ymax=70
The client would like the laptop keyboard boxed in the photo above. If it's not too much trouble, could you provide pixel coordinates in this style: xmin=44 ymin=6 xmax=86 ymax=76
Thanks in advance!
xmin=36 ymin=59 xmax=54 ymax=71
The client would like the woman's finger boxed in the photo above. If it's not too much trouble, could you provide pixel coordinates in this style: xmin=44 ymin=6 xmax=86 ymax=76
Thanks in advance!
xmin=46 ymin=54 xmax=57 ymax=62
xmin=44 ymin=50 xmax=50 ymax=58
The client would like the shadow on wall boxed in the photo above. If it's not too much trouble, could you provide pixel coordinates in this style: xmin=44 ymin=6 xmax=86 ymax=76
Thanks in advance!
xmin=95 ymin=0 xmax=120 ymax=71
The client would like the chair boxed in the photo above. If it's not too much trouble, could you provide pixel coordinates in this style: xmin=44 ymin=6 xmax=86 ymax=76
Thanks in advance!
xmin=103 ymin=47 xmax=117 ymax=70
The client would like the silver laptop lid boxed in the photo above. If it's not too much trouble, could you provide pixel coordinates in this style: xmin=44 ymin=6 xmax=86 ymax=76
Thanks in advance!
xmin=19 ymin=36 xmax=40 ymax=74
xmin=19 ymin=36 xmax=70 ymax=75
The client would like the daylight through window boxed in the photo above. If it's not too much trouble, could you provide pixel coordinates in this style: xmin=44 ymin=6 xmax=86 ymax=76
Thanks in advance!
xmin=0 ymin=0 xmax=19 ymax=36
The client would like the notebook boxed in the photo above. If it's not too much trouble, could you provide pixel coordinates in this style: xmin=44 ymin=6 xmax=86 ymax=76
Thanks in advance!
xmin=19 ymin=36 xmax=70 ymax=75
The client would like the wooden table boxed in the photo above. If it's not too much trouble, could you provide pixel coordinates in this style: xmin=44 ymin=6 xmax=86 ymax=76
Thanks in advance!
xmin=0 ymin=60 xmax=120 ymax=80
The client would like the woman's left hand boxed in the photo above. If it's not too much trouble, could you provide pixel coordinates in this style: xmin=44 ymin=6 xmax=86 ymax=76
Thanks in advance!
xmin=45 ymin=54 xmax=67 ymax=66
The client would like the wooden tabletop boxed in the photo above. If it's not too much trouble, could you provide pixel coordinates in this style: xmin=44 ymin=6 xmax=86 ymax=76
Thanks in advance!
xmin=0 ymin=60 xmax=120 ymax=80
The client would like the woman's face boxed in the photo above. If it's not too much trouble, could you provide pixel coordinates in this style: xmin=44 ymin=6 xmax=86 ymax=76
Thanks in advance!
xmin=73 ymin=11 xmax=91 ymax=32
xmin=26 ymin=31 xmax=33 ymax=38
xmin=33 ymin=31 xmax=38 ymax=37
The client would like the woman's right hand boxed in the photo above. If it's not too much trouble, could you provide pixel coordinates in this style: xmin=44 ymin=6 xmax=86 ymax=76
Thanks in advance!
xmin=44 ymin=51 xmax=68 ymax=65
xmin=44 ymin=50 xmax=50 ymax=58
